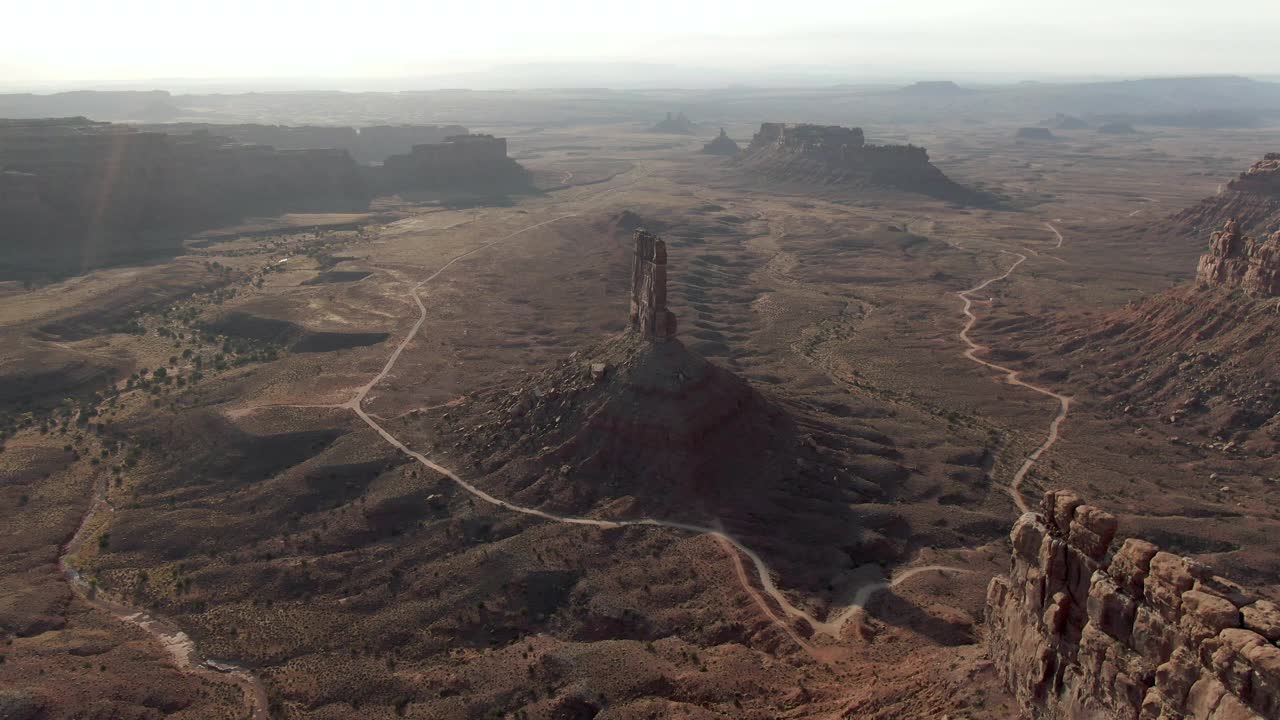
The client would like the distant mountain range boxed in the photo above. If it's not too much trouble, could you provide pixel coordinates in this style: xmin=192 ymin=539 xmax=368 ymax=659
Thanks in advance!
xmin=2 ymin=75 xmax=1278 ymax=129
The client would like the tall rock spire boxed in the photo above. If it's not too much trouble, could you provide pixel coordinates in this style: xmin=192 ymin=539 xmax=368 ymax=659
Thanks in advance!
xmin=629 ymin=229 xmax=678 ymax=340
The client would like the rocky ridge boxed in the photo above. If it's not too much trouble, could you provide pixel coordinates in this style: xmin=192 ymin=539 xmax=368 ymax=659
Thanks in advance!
xmin=986 ymin=490 xmax=1280 ymax=720
xmin=1196 ymin=219 xmax=1280 ymax=296
xmin=1174 ymin=154 xmax=1280 ymax=239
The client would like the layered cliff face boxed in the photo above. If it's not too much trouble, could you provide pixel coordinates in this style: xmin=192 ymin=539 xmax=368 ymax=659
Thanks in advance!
xmin=740 ymin=122 xmax=991 ymax=204
xmin=701 ymin=128 xmax=740 ymax=156
xmin=142 ymin=122 xmax=469 ymax=164
xmin=372 ymin=134 xmax=530 ymax=194
xmin=1196 ymin=220 xmax=1280 ymax=296
xmin=0 ymin=118 xmax=371 ymax=274
xmin=986 ymin=490 xmax=1280 ymax=720
xmin=1174 ymin=154 xmax=1280 ymax=239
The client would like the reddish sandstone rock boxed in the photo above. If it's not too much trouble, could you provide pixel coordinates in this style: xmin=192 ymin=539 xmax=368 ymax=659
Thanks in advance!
xmin=1068 ymin=505 xmax=1119 ymax=559
xmin=985 ymin=490 xmax=1273 ymax=720
xmin=1112 ymin=539 xmax=1160 ymax=597
xmin=1241 ymin=600 xmax=1280 ymax=642
xmin=1182 ymin=592 xmax=1241 ymax=636
xmin=1088 ymin=571 xmax=1138 ymax=643
xmin=1043 ymin=490 xmax=1083 ymax=537
xmin=1195 ymin=218 xmax=1280 ymax=297
xmin=1146 ymin=553 xmax=1199 ymax=622
xmin=628 ymin=230 xmax=678 ymax=341
xmin=1174 ymin=153 xmax=1280 ymax=240
xmin=1155 ymin=647 xmax=1202 ymax=710
xmin=1010 ymin=512 xmax=1046 ymax=562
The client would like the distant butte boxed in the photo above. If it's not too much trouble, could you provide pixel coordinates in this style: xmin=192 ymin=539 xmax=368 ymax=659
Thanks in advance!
xmin=650 ymin=111 xmax=696 ymax=135
xmin=740 ymin=122 xmax=994 ymax=204
xmin=701 ymin=128 xmax=740 ymax=156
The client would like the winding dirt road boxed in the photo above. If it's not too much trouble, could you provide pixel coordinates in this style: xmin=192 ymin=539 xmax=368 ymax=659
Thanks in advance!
xmin=956 ymin=224 xmax=1071 ymax=513
xmin=58 ymin=179 xmax=1070 ymax=710
xmin=343 ymin=211 xmax=971 ymax=653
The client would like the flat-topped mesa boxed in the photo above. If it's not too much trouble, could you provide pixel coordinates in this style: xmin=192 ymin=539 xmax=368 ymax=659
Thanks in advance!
xmin=748 ymin=122 xmax=866 ymax=156
xmin=374 ymin=134 xmax=530 ymax=192
xmin=0 ymin=117 xmax=371 ymax=273
xmin=986 ymin=490 xmax=1280 ymax=720
xmin=1195 ymin=218 xmax=1280 ymax=296
xmin=628 ymin=229 xmax=678 ymax=341
xmin=740 ymin=122 xmax=993 ymax=205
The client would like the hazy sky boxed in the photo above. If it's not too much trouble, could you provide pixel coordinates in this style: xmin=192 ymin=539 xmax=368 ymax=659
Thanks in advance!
xmin=5 ymin=0 xmax=1279 ymax=88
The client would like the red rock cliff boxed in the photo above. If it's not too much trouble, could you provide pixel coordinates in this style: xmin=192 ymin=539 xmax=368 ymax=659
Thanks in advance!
xmin=986 ymin=490 xmax=1279 ymax=720
xmin=1195 ymin=219 xmax=1280 ymax=297
xmin=1174 ymin=153 xmax=1280 ymax=239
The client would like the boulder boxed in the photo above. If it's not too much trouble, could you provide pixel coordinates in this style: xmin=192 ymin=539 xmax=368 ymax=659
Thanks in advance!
xmin=1241 ymin=600 xmax=1280 ymax=642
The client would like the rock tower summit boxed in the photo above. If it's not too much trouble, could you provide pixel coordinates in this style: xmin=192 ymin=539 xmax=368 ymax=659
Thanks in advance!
xmin=629 ymin=229 xmax=678 ymax=340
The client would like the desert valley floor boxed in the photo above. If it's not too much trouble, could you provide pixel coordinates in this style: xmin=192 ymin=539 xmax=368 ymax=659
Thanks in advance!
xmin=2 ymin=121 xmax=1278 ymax=719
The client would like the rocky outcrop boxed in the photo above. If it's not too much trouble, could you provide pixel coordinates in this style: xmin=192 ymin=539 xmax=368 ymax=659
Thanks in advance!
xmin=701 ymin=128 xmax=740 ymax=156
xmin=986 ymin=490 xmax=1279 ymax=720
xmin=0 ymin=118 xmax=370 ymax=275
xmin=740 ymin=123 xmax=992 ymax=204
xmin=1231 ymin=154 xmax=1280 ymax=197
xmin=650 ymin=112 xmax=696 ymax=134
xmin=629 ymin=230 xmax=677 ymax=340
xmin=1174 ymin=154 xmax=1280 ymax=239
xmin=1195 ymin=219 xmax=1280 ymax=296
xmin=372 ymin=134 xmax=530 ymax=193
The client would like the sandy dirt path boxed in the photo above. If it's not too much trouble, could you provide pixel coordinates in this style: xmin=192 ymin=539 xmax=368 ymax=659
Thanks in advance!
xmin=956 ymin=224 xmax=1072 ymax=513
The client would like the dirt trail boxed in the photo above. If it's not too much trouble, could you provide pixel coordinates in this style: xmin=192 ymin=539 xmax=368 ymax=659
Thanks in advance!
xmin=45 ymin=170 xmax=650 ymax=718
xmin=956 ymin=224 xmax=1072 ymax=513
xmin=344 ymin=207 xmax=961 ymax=649
xmin=59 ymin=477 xmax=269 ymax=719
